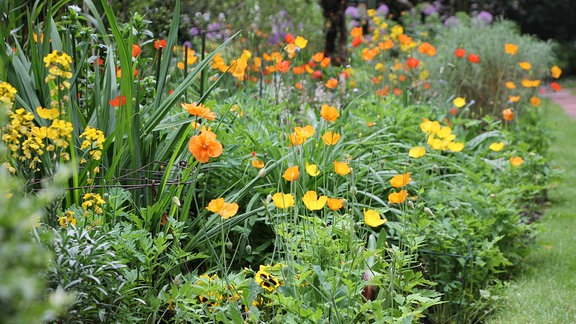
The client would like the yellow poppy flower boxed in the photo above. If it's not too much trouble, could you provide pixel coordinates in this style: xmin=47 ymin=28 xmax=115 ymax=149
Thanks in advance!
xmin=409 ymin=146 xmax=426 ymax=158
xmin=489 ymin=142 xmax=505 ymax=152
xmin=322 ymin=131 xmax=341 ymax=145
xmin=301 ymin=191 xmax=328 ymax=211
xmin=453 ymin=97 xmax=466 ymax=108
xmin=305 ymin=162 xmax=320 ymax=177
xmin=272 ymin=192 xmax=295 ymax=208
xmin=364 ymin=209 xmax=387 ymax=227
xmin=334 ymin=161 xmax=351 ymax=175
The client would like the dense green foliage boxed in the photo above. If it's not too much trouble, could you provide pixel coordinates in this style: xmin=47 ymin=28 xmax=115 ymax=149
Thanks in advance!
xmin=0 ymin=0 xmax=564 ymax=322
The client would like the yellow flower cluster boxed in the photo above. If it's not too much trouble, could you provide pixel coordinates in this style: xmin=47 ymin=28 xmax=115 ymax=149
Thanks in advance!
xmin=82 ymin=193 xmax=105 ymax=215
xmin=0 ymin=81 xmax=17 ymax=105
xmin=420 ymin=118 xmax=464 ymax=152
xmin=2 ymin=108 xmax=41 ymax=169
xmin=80 ymin=126 xmax=105 ymax=161
xmin=43 ymin=50 xmax=73 ymax=89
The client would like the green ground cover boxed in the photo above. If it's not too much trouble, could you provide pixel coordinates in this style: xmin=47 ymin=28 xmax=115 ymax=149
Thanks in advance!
xmin=487 ymin=99 xmax=576 ymax=323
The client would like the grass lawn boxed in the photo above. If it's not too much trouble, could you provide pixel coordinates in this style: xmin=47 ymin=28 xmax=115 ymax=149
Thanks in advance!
xmin=486 ymin=99 xmax=576 ymax=323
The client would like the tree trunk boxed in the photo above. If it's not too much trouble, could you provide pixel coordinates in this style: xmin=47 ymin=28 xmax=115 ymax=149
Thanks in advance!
xmin=319 ymin=0 xmax=348 ymax=66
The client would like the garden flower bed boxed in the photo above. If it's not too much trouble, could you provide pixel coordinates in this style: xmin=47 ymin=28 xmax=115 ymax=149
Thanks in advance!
xmin=0 ymin=1 xmax=563 ymax=323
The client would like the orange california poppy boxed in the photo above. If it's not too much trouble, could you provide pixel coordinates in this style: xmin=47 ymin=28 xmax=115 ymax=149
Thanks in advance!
xmin=454 ymin=48 xmax=466 ymax=58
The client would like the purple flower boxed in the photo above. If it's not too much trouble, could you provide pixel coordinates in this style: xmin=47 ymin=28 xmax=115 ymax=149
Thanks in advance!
xmin=345 ymin=6 xmax=359 ymax=19
xmin=444 ymin=16 xmax=459 ymax=27
xmin=376 ymin=4 xmax=389 ymax=16
xmin=421 ymin=2 xmax=439 ymax=16
xmin=474 ymin=10 xmax=493 ymax=25
xmin=189 ymin=27 xmax=200 ymax=37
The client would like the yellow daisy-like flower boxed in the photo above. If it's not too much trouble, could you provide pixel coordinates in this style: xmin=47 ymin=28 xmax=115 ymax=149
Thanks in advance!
xmin=409 ymin=146 xmax=426 ymax=158
xmin=301 ymin=190 xmax=328 ymax=211
xmin=453 ymin=97 xmax=466 ymax=108
xmin=272 ymin=192 xmax=295 ymax=209
xmin=305 ymin=162 xmax=320 ymax=177
xmin=364 ymin=209 xmax=387 ymax=227
xmin=489 ymin=142 xmax=505 ymax=152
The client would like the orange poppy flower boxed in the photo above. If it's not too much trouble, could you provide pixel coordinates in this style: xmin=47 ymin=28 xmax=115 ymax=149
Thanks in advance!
xmin=188 ymin=130 xmax=223 ymax=163
xmin=352 ymin=37 xmax=362 ymax=47
xmin=510 ymin=156 xmax=524 ymax=167
xmin=388 ymin=190 xmax=408 ymax=204
xmin=276 ymin=60 xmax=291 ymax=73
xmin=206 ymin=198 xmax=239 ymax=219
xmin=282 ymin=166 xmax=299 ymax=182
xmin=390 ymin=172 xmax=411 ymax=188
xmin=320 ymin=57 xmax=331 ymax=68
xmin=293 ymin=65 xmax=305 ymax=74
xmin=551 ymin=66 xmax=562 ymax=78
xmin=518 ymin=61 xmax=531 ymax=70
xmin=417 ymin=42 xmax=436 ymax=56
xmin=327 ymin=197 xmax=344 ymax=211
xmin=251 ymin=158 xmax=265 ymax=169
xmin=502 ymin=108 xmax=514 ymax=121
xmin=322 ymin=131 xmax=340 ymax=145
xmin=334 ymin=161 xmax=351 ymax=175
xmin=350 ymin=27 xmax=363 ymax=38
xmin=325 ymin=78 xmax=338 ymax=89
xmin=378 ymin=39 xmax=394 ymax=50
xmin=504 ymin=43 xmax=518 ymax=55
xmin=530 ymin=96 xmax=540 ymax=107
xmin=312 ymin=52 xmax=324 ymax=63
xmin=320 ymin=104 xmax=340 ymax=122
xmin=182 ymin=102 xmax=217 ymax=120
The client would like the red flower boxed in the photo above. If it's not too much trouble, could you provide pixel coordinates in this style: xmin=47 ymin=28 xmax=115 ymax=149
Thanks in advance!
xmin=311 ymin=70 xmax=322 ymax=79
xmin=154 ymin=39 xmax=167 ymax=50
xmin=454 ymin=48 xmax=466 ymax=58
xmin=551 ymin=82 xmax=562 ymax=92
xmin=352 ymin=37 xmax=362 ymax=47
xmin=406 ymin=57 xmax=419 ymax=69
xmin=467 ymin=53 xmax=480 ymax=64
xmin=285 ymin=33 xmax=295 ymax=44
xmin=109 ymin=95 xmax=126 ymax=107
xmin=132 ymin=44 xmax=141 ymax=57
